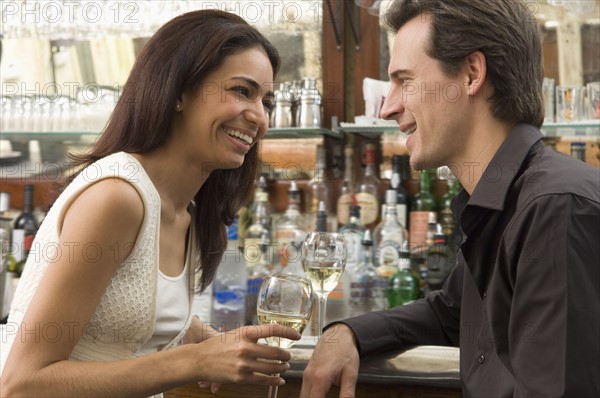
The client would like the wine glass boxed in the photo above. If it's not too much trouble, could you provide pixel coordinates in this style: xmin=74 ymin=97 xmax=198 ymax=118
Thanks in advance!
xmin=257 ymin=273 xmax=313 ymax=398
xmin=301 ymin=232 xmax=347 ymax=338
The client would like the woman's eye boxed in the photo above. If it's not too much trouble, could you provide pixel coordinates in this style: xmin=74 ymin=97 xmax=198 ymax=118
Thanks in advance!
xmin=263 ymin=99 xmax=275 ymax=112
xmin=232 ymin=85 xmax=250 ymax=97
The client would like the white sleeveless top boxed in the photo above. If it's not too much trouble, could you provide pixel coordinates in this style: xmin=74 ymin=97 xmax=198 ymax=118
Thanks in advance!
xmin=1 ymin=152 xmax=196 ymax=378
xmin=139 ymin=261 xmax=191 ymax=354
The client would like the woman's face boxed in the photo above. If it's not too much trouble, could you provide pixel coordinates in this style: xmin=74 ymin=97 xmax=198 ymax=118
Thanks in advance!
xmin=174 ymin=47 xmax=274 ymax=172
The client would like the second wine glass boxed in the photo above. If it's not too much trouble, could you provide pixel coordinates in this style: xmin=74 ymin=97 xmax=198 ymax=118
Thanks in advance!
xmin=301 ymin=232 xmax=347 ymax=338
xmin=257 ymin=273 xmax=313 ymax=398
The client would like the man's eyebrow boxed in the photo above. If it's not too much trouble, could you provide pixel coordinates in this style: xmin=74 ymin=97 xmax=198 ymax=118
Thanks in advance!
xmin=389 ymin=69 xmax=411 ymax=80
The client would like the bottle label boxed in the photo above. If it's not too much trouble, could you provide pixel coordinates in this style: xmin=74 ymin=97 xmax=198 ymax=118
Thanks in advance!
xmin=342 ymin=232 xmax=362 ymax=269
xmin=244 ymin=238 xmax=262 ymax=268
xmin=245 ymin=276 xmax=264 ymax=324
xmin=376 ymin=240 xmax=402 ymax=269
xmin=440 ymin=208 xmax=456 ymax=237
xmin=397 ymin=204 xmax=407 ymax=228
xmin=274 ymin=230 xmax=302 ymax=268
xmin=410 ymin=211 xmax=431 ymax=248
xmin=255 ymin=192 xmax=268 ymax=202
xmin=355 ymin=192 xmax=378 ymax=225
xmin=337 ymin=193 xmax=352 ymax=225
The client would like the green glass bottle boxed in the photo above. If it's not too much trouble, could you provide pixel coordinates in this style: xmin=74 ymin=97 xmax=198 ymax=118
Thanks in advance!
xmin=387 ymin=241 xmax=420 ymax=307
xmin=409 ymin=169 xmax=437 ymax=249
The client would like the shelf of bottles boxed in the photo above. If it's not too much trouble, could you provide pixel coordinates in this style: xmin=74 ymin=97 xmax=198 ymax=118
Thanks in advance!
xmin=338 ymin=120 xmax=600 ymax=139
xmin=265 ymin=127 xmax=343 ymax=139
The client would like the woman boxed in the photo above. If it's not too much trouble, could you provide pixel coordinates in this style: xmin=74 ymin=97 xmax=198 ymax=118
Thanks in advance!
xmin=0 ymin=10 xmax=299 ymax=397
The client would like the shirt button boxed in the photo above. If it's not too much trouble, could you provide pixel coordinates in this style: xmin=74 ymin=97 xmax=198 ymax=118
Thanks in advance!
xmin=483 ymin=291 xmax=487 ymax=298
xmin=478 ymin=354 xmax=486 ymax=364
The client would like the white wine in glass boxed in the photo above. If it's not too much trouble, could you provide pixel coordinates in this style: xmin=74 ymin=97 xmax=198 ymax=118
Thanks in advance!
xmin=257 ymin=273 xmax=313 ymax=398
xmin=301 ymin=232 xmax=347 ymax=338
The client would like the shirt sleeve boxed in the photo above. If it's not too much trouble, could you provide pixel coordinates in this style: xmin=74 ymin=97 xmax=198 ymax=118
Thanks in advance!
xmin=501 ymin=193 xmax=600 ymax=397
xmin=337 ymin=260 xmax=463 ymax=357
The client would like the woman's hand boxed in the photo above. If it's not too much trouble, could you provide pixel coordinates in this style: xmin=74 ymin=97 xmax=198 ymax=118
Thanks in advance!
xmin=183 ymin=316 xmax=221 ymax=344
xmin=191 ymin=324 xmax=300 ymax=389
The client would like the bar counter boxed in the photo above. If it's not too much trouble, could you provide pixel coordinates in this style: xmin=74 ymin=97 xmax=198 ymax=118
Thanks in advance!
xmin=165 ymin=339 xmax=461 ymax=398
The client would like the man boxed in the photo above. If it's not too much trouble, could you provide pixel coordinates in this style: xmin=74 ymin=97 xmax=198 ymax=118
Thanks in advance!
xmin=301 ymin=1 xmax=600 ymax=397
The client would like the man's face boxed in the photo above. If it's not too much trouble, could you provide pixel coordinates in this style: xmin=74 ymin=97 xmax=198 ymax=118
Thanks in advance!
xmin=380 ymin=15 xmax=473 ymax=170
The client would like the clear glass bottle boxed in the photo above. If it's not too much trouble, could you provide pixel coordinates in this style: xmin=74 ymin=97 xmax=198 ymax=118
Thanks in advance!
xmin=245 ymin=175 xmax=272 ymax=270
xmin=274 ymin=181 xmax=306 ymax=275
xmin=349 ymin=230 xmax=386 ymax=317
xmin=387 ymin=241 xmax=420 ymax=307
xmin=212 ymin=219 xmax=247 ymax=331
xmin=315 ymin=201 xmax=328 ymax=233
xmin=338 ymin=203 xmax=365 ymax=273
xmin=337 ymin=145 xmax=355 ymax=227
xmin=245 ymin=229 xmax=271 ymax=325
xmin=373 ymin=189 xmax=408 ymax=279
xmin=306 ymin=145 xmax=330 ymax=232
xmin=356 ymin=143 xmax=380 ymax=229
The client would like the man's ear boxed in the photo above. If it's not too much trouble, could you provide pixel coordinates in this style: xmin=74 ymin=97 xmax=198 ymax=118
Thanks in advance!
xmin=464 ymin=51 xmax=487 ymax=97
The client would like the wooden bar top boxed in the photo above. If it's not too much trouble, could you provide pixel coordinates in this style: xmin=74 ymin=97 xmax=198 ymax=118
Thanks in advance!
xmin=165 ymin=341 xmax=461 ymax=398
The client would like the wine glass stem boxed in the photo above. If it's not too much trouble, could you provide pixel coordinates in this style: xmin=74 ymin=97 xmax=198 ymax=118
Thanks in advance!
xmin=268 ymin=373 xmax=280 ymax=398
xmin=317 ymin=295 xmax=327 ymax=338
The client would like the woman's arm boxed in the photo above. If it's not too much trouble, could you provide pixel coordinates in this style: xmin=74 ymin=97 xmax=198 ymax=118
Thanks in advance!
xmin=1 ymin=179 xmax=298 ymax=396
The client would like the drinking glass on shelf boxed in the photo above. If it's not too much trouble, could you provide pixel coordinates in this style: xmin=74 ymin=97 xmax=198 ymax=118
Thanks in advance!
xmin=301 ymin=232 xmax=347 ymax=338
xmin=555 ymin=85 xmax=580 ymax=122
xmin=257 ymin=273 xmax=313 ymax=398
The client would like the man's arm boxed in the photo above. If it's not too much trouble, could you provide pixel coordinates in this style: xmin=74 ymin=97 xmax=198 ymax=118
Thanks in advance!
xmin=344 ymin=260 xmax=463 ymax=357
xmin=300 ymin=254 xmax=463 ymax=397
xmin=503 ymin=194 xmax=600 ymax=397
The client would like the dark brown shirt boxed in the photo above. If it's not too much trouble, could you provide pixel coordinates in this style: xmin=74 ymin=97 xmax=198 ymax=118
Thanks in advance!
xmin=342 ymin=124 xmax=600 ymax=397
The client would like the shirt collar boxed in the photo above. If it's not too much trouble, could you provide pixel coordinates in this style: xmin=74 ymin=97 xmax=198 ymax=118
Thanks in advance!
xmin=465 ymin=123 xmax=544 ymax=211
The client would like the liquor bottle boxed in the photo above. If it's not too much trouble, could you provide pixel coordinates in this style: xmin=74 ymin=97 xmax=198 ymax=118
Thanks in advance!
xmin=338 ymin=203 xmax=366 ymax=273
xmin=245 ymin=229 xmax=271 ymax=325
xmin=212 ymin=218 xmax=247 ymax=332
xmin=244 ymin=176 xmax=273 ymax=271
xmin=356 ymin=143 xmax=380 ymax=229
xmin=315 ymin=201 xmax=328 ymax=233
xmin=425 ymin=224 xmax=457 ymax=292
xmin=349 ymin=230 xmax=386 ymax=317
xmin=274 ymin=181 xmax=306 ymax=275
xmin=439 ymin=172 xmax=462 ymax=247
xmin=373 ymin=190 xmax=408 ymax=279
xmin=12 ymin=184 xmax=38 ymax=263
xmin=244 ymin=177 xmax=273 ymax=325
xmin=409 ymin=169 xmax=437 ymax=250
xmin=337 ymin=145 xmax=355 ymax=227
xmin=388 ymin=154 xmax=409 ymax=229
xmin=425 ymin=213 xmax=438 ymax=248
xmin=387 ymin=241 xmax=420 ymax=307
xmin=306 ymin=145 xmax=331 ymax=232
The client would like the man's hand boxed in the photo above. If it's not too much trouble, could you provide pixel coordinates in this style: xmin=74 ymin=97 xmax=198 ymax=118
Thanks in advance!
xmin=300 ymin=324 xmax=360 ymax=398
